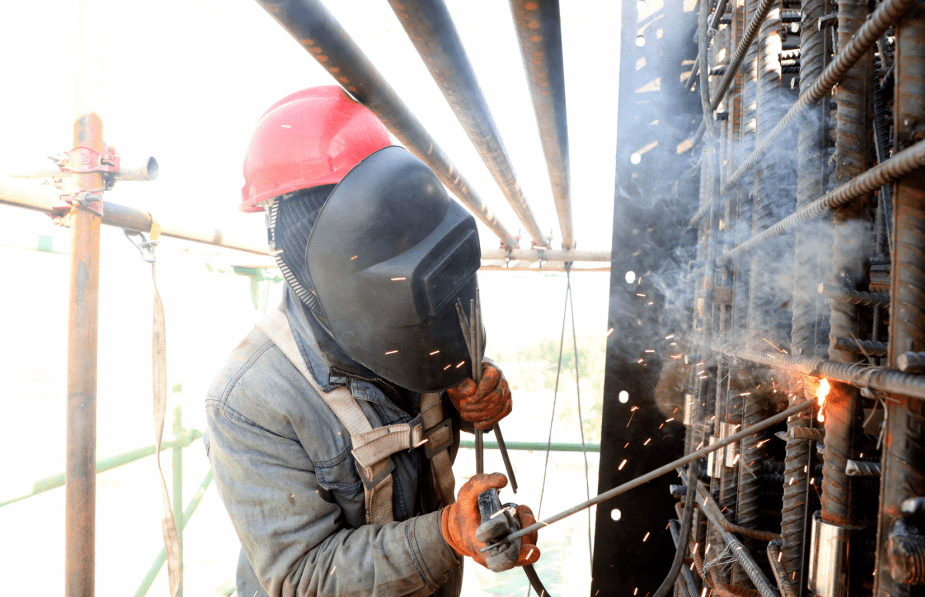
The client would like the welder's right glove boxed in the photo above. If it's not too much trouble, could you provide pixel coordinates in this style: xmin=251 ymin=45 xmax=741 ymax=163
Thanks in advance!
xmin=440 ymin=473 xmax=541 ymax=570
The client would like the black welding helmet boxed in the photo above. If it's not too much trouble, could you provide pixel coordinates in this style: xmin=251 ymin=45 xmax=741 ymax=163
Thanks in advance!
xmin=305 ymin=146 xmax=482 ymax=392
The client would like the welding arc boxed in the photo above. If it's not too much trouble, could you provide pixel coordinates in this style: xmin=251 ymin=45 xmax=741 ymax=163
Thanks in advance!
xmin=482 ymin=399 xmax=815 ymax=550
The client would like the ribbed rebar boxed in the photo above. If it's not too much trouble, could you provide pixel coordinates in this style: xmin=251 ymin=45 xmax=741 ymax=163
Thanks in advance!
xmin=720 ymin=139 xmax=925 ymax=262
xmin=721 ymin=0 xmax=918 ymax=193
xmin=876 ymin=5 xmax=925 ymax=595
xmin=845 ymin=460 xmax=882 ymax=477
xmin=722 ymin=347 xmax=925 ymax=401
xmin=818 ymin=0 xmax=872 ymax=531
xmin=824 ymin=288 xmax=891 ymax=308
xmin=782 ymin=2 xmax=825 ymax=575
xmin=746 ymin=5 xmax=783 ymax=351
xmin=711 ymin=0 xmax=776 ymax=110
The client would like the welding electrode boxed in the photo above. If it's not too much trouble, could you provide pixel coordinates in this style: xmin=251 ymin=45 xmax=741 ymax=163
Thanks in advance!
xmin=483 ymin=399 xmax=815 ymax=550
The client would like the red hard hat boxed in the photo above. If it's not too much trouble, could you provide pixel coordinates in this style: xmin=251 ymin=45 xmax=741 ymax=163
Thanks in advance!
xmin=240 ymin=86 xmax=391 ymax=212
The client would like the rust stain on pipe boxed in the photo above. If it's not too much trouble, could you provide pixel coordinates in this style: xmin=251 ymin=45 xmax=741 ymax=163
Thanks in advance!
xmin=65 ymin=112 xmax=102 ymax=597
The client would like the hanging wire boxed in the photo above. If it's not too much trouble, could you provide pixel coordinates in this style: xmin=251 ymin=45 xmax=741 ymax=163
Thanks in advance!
xmin=566 ymin=264 xmax=594 ymax=566
xmin=530 ymin=264 xmax=594 ymax=594
xmin=529 ymin=270 xmax=572 ymax=597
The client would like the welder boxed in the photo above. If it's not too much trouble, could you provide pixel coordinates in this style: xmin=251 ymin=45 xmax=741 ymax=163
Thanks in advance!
xmin=204 ymin=86 xmax=540 ymax=597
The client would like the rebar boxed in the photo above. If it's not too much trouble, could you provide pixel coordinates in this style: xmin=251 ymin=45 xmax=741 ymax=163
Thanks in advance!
xmin=845 ymin=460 xmax=882 ymax=477
xmin=721 ymin=0 xmax=918 ymax=194
xmin=711 ymin=0 xmax=777 ymax=110
xmin=722 ymin=347 xmax=925 ymax=401
xmin=694 ymin=480 xmax=782 ymax=597
xmin=491 ymin=400 xmax=815 ymax=548
xmin=719 ymin=139 xmax=925 ymax=262
xmin=875 ymin=5 xmax=925 ymax=595
xmin=824 ymin=288 xmax=891 ymax=308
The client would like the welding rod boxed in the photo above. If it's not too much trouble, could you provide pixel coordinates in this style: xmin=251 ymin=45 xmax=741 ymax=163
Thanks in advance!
xmin=482 ymin=399 xmax=815 ymax=550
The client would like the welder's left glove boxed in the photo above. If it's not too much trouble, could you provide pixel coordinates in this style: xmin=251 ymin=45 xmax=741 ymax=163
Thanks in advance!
xmin=446 ymin=363 xmax=512 ymax=430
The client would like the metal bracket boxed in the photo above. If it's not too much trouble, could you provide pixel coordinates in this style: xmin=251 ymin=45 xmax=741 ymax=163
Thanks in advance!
xmin=50 ymin=146 xmax=121 ymax=175
xmin=124 ymin=230 xmax=158 ymax=263
xmin=53 ymin=189 xmax=105 ymax=217
xmin=423 ymin=417 xmax=454 ymax=459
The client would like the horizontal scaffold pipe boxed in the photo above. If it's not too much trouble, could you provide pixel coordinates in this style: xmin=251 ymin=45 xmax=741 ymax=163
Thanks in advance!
xmin=481 ymin=247 xmax=610 ymax=262
xmin=0 ymin=430 xmax=202 ymax=509
xmin=479 ymin=264 xmax=609 ymax=273
xmin=253 ymin=0 xmax=519 ymax=249
xmin=509 ymin=0 xmax=574 ymax=250
xmin=0 ymin=176 xmax=269 ymax=256
xmin=459 ymin=440 xmax=600 ymax=452
xmin=720 ymin=0 xmax=916 ymax=194
xmin=724 ymin=346 xmax=925 ymax=401
xmin=388 ymin=0 xmax=548 ymax=249
xmin=719 ymin=139 xmax=925 ymax=262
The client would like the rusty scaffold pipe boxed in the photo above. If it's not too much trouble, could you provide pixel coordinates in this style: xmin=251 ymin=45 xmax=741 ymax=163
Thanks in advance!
xmin=509 ymin=0 xmax=574 ymax=250
xmin=387 ymin=0 xmax=550 ymax=249
xmin=253 ymin=0 xmax=519 ymax=249
xmin=0 ymin=176 xmax=269 ymax=256
xmin=66 ymin=112 xmax=102 ymax=597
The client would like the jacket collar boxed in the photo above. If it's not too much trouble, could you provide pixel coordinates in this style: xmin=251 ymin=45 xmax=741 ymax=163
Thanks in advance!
xmin=282 ymin=287 xmax=415 ymax=414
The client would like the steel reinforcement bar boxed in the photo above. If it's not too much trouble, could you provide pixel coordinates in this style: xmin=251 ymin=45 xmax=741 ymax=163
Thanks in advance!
xmin=719 ymin=138 xmax=925 ymax=262
xmin=720 ymin=0 xmax=917 ymax=194
xmin=723 ymin=347 xmax=925 ymax=401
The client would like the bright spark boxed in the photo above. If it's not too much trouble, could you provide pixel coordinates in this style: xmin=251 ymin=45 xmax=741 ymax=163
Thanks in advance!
xmin=619 ymin=459 xmax=627 ymax=470
xmin=816 ymin=378 xmax=830 ymax=422
xmin=429 ymin=350 xmax=440 ymax=355
xmin=385 ymin=350 xmax=398 ymax=355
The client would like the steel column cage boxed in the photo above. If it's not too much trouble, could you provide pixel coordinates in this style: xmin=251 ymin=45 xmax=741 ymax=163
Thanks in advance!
xmin=596 ymin=0 xmax=925 ymax=596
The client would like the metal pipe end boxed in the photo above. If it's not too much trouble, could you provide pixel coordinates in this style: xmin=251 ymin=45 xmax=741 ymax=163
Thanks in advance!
xmin=115 ymin=156 xmax=159 ymax=181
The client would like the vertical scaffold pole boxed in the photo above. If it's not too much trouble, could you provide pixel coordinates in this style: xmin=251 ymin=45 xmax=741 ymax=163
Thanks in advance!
xmin=66 ymin=0 xmax=105 ymax=595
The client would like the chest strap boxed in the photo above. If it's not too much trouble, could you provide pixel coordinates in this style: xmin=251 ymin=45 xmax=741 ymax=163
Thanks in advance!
xmin=256 ymin=308 xmax=456 ymax=527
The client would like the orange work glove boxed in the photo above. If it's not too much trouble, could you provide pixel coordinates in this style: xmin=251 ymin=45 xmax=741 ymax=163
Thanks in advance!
xmin=440 ymin=473 xmax=541 ymax=569
xmin=446 ymin=363 xmax=512 ymax=430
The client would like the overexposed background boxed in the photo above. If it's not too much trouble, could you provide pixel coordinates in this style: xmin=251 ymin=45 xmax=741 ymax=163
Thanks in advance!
xmin=0 ymin=0 xmax=621 ymax=594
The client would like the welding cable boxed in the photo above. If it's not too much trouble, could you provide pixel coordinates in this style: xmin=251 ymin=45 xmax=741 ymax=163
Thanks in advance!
xmin=486 ymin=400 xmax=815 ymax=549
xmin=653 ymin=481 xmax=698 ymax=597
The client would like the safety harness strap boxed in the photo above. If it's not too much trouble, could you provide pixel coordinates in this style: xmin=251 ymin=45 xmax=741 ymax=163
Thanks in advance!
xmin=257 ymin=308 xmax=394 ymax=524
xmin=256 ymin=307 xmax=456 ymax=531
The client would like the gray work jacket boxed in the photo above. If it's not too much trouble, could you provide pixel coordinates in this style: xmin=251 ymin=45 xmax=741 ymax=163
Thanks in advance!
xmin=205 ymin=288 xmax=463 ymax=597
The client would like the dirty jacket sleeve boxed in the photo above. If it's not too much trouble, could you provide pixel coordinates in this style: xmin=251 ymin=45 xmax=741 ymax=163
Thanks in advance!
xmin=205 ymin=344 xmax=460 ymax=597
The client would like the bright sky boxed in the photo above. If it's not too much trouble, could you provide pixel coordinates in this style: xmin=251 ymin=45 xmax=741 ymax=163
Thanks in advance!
xmin=0 ymin=0 xmax=620 ymax=254
xmin=0 ymin=2 xmax=622 ymax=593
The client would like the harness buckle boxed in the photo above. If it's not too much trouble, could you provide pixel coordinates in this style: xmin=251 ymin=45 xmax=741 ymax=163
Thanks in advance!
xmin=406 ymin=413 xmax=425 ymax=451
xmin=423 ymin=418 xmax=454 ymax=459
xmin=356 ymin=457 xmax=396 ymax=491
